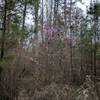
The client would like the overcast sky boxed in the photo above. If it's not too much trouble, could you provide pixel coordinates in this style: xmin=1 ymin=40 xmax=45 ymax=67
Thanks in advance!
xmin=26 ymin=0 xmax=92 ymax=25
xmin=76 ymin=0 xmax=91 ymax=14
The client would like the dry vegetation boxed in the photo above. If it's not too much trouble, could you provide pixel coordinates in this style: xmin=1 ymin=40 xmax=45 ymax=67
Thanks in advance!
xmin=0 ymin=0 xmax=100 ymax=100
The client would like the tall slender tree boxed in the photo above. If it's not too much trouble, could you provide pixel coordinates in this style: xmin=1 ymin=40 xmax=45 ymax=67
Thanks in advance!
xmin=0 ymin=0 xmax=7 ymax=59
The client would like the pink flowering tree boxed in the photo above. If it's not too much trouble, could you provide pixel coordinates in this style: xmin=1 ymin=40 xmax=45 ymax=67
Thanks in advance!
xmin=43 ymin=21 xmax=63 ymax=41
xmin=42 ymin=21 xmax=79 ymax=47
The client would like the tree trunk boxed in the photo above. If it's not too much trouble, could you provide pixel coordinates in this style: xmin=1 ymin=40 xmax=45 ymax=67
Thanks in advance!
xmin=0 ymin=0 xmax=7 ymax=59
xmin=69 ymin=0 xmax=73 ymax=83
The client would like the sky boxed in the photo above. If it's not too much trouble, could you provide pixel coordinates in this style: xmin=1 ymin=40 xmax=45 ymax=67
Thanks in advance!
xmin=26 ymin=0 xmax=92 ymax=25
xmin=77 ymin=0 xmax=100 ymax=12
xmin=76 ymin=0 xmax=91 ymax=14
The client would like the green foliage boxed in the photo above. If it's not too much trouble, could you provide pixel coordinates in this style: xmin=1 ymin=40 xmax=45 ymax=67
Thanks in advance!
xmin=94 ymin=3 xmax=100 ymax=16
xmin=29 ymin=0 xmax=40 ymax=7
xmin=96 ymin=48 xmax=100 ymax=59
xmin=9 ymin=14 xmax=29 ymax=40
xmin=0 ymin=54 xmax=15 ymax=66
xmin=79 ymin=32 xmax=93 ymax=54
xmin=21 ymin=27 xmax=29 ymax=40
xmin=88 ymin=3 xmax=100 ymax=16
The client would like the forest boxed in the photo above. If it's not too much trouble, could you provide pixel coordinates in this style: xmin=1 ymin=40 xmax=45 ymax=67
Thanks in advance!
xmin=0 ymin=0 xmax=100 ymax=100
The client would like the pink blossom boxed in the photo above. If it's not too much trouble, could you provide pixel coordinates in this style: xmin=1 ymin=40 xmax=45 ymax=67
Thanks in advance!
xmin=42 ymin=21 xmax=63 ymax=41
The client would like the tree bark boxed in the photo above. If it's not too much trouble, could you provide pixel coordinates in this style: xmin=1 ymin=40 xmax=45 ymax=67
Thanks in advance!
xmin=0 ymin=0 xmax=7 ymax=59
